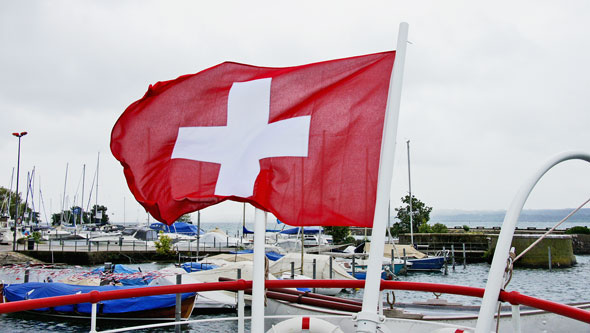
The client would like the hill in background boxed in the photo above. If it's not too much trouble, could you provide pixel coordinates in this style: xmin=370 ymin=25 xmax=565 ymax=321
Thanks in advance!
xmin=430 ymin=208 xmax=590 ymax=223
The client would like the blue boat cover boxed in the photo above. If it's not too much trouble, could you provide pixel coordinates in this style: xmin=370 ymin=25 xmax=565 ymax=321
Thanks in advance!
xmin=90 ymin=264 xmax=153 ymax=286
xmin=180 ymin=262 xmax=218 ymax=273
xmin=228 ymin=249 xmax=284 ymax=261
xmin=149 ymin=222 xmax=204 ymax=235
xmin=3 ymin=282 xmax=195 ymax=314
xmin=91 ymin=264 xmax=138 ymax=275
xmin=279 ymin=227 xmax=322 ymax=235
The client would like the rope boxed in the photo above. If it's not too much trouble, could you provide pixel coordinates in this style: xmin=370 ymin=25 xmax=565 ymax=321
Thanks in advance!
xmin=514 ymin=197 xmax=590 ymax=262
xmin=496 ymin=249 xmax=515 ymax=333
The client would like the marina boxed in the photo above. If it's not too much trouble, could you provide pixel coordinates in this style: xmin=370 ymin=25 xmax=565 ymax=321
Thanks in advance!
xmin=3 ymin=2 xmax=590 ymax=332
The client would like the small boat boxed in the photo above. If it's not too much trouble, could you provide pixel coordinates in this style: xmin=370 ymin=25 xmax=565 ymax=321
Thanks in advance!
xmin=1 ymin=282 xmax=196 ymax=321
xmin=407 ymin=255 xmax=445 ymax=271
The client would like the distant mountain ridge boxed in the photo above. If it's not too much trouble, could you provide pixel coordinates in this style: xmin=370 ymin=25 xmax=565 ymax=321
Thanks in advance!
xmin=430 ymin=208 xmax=590 ymax=223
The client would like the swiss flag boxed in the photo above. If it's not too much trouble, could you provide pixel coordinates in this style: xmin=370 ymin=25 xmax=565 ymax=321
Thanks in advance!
xmin=111 ymin=51 xmax=395 ymax=227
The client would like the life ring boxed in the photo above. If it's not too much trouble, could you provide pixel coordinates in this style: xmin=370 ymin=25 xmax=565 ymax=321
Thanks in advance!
xmin=266 ymin=317 xmax=344 ymax=333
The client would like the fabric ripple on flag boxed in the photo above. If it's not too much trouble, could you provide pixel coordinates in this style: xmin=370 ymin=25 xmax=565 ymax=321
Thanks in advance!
xmin=111 ymin=51 xmax=396 ymax=227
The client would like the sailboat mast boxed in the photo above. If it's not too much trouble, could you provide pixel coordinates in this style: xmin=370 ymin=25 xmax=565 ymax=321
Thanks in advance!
xmin=81 ymin=164 xmax=85 ymax=225
xmin=95 ymin=152 xmax=100 ymax=223
xmin=61 ymin=163 xmax=68 ymax=225
xmin=5 ymin=167 xmax=14 ymax=218
xmin=407 ymin=140 xmax=414 ymax=246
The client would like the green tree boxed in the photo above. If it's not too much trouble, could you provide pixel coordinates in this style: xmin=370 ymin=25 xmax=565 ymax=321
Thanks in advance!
xmin=323 ymin=226 xmax=355 ymax=244
xmin=177 ymin=214 xmax=192 ymax=223
xmin=390 ymin=195 xmax=432 ymax=236
xmin=89 ymin=204 xmax=109 ymax=224
xmin=0 ymin=186 xmax=31 ymax=220
xmin=154 ymin=233 xmax=175 ymax=257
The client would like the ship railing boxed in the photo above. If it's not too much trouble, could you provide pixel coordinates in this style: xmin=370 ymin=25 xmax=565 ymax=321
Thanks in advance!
xmin=1 ymin=279 xmax=589 ymax=332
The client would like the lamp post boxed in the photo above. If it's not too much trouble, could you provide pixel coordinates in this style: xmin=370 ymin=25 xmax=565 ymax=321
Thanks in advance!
xmin=12 ymin=131 xmax=27 ymax=251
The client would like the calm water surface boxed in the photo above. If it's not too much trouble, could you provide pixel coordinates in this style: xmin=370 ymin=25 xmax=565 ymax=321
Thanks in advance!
xmin=1 ymin=255 xmax=589 ymax=332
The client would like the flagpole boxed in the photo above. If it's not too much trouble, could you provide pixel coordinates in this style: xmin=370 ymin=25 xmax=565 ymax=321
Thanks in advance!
xmin=251 ymin=207 xmax=266 ymax=333
xmin=356 ymin=22 xmax=409 ymax=333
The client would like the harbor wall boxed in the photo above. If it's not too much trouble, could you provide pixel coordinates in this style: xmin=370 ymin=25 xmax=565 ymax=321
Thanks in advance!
xmin=487 ymin=234 xmax=576 ymax=268
xmin=572 ymin=234 xmax=590 ymax=254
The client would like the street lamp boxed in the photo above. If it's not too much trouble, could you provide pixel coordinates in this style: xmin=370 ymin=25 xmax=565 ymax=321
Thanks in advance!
xmin=12 ymin=131 xmax=27 ymax=251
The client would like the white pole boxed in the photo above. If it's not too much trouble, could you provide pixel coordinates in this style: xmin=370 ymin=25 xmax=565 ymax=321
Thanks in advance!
xmin=251 ymin=208 xmax=266 ymax=333
xmin=407 ymin=140 xmax=414 ymax=245
xmin=475 ymin=151 xmax=590 ymax=333
xmin=90 ymin=302 xmax=98 ymax=333
xmin=356 ymin=22 xmax=409 ymax=333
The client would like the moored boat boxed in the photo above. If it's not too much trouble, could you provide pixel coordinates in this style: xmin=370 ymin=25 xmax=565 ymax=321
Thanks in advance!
xmin=1 ymin=282 xmax=196 ymax=321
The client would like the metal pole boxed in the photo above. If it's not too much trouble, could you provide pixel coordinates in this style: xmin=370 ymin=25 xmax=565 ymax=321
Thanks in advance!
xmin=357 ymin=22 xmax=409 ymax=333
xmin=443 ymin=246 xmax=448 ymax=275
xmin=352 ymin=255 xmax=356 ymax=278
xmin=403 ymin=248 xmax=407 ymax=275
xmin=291 ymin=261 xmax=295 ymax=279
xmin=251 ymin=208 xmax=266 ymax=333
xmin=463 ymin=243 xmax=467 ymax=269
xmin=312 ymin=258 xmax=317 ymax=293
xmin=90 ymin=302 xmax=98 ymax=333
xmin=175 ymin=274 xmax=182 ymax=333
xmin=329 ymin=256 xmax=333 ymax=279
xmin=237 ymin=268 xmax=245 ymax=333
xmin=548 ymin=246 xmax=552 ymax=271
xmin=12 ymin=132 xmax=27 ymax=251
xmin=24 ymin=268 xmax=29 ymax=283
xmin=451 ymin=244 xmax=456 ymax=271
xmin=196 ymin=210 xmax=200 ymax=260
xmin=407 ymin=140 xmax=414 ymax=246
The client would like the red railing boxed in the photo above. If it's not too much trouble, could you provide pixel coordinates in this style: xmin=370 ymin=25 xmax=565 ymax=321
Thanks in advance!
xmin=1 ymin=279 xmax=589 ymax=324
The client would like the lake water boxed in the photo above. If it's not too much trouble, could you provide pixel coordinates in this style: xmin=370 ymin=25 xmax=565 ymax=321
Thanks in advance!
xmin=1 ymin=255 xmax=589 ymax=332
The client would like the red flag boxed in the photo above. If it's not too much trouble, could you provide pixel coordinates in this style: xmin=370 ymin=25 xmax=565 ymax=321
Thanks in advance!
xmin=111 ymin=51 xmax=395 ymax=227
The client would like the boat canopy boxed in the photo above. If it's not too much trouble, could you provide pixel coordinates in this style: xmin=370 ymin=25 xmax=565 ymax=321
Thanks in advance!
xmin=3 ymin=282 xmax=195 ymax=314
xmin=279 ymin=227 xmax=322 ymax=235
xmin=149 ymin=222 xmax=204 ymax=235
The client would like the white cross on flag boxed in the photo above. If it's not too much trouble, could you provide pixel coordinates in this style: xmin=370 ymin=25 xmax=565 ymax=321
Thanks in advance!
xmin=111 ymin=51 xmax=396 ymax=227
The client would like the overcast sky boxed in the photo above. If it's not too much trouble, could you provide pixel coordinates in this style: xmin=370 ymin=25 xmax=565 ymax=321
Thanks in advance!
xmin=1 ymin=1 xmax=589 ymax=225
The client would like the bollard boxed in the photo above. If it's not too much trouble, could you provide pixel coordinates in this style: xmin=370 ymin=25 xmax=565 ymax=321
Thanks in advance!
xmin=175 ymin=274 xmax=182 ymax=333
xmin=313 ymin=259 xmax=317 ymax=293
xmin=443 ymin=247 xmax=448 ymax=275
xmin=462 ymin=243 xmax=466 ymax=269
xmin=214 ymin=237 xmax=216 ymax=249
xmin=329 ymin=256 xmax=333 ymax=279
xmin=226 ymin=236 xmax=229 ymax=248
xmin=548 ymin=246 xmax=552 ymax=271
xmin=24 ymin=268 xmax=30 ymax=283
xmin=75 ymin=241 xmax=77 ymax=253
xmin=291 ymin=261 xmax=295 ymax=279
xmin=390 ymin=249 xmax=394 ymax=273
xmin=402 ymin=248 xmax=407 ymax=276
xmin=451 ymin=244 xmax=456 ymax=271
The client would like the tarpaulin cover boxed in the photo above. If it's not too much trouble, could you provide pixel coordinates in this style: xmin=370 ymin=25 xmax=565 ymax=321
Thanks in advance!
xmin=279 ymin=227 xmax=322 ymax=235
xmin=149 ymin=222 xmax=204 ymax=235
xmin=90 ymin=264 xmax=152 ymax=286
xmin=180 ymin=262 xmax=218 ymax=273
xmin=3 ymin=282 xmax=195 ymax=314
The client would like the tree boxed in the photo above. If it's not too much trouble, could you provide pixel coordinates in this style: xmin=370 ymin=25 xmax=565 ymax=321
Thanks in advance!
xmin=323 ymin=226 xmax=355 ymax=244
xmin=0 ymin=186 xmax=32 ymax=221
xmin=89 ymin=204 xmax=109 ymax=224
xmin=390 ymin=195 xmax=432 ymax=236
xmin=177 ymin=214 xmax=192 ymax=223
